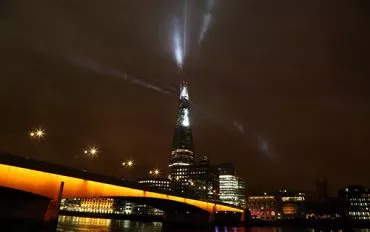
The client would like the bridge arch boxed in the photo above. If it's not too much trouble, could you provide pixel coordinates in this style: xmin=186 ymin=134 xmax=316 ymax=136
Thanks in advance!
xmin=0 ymin=161 xmax=243 ymax=215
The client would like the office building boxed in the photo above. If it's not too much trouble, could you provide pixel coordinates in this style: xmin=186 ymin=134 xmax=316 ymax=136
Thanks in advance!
xmin=219 ymin=174 xmax=246 ymax=207
xmin=138 ymin=178 xmax=171 ymax=193
xmin=189 ymin=156 xmax=219 ymax=200
xmin=338 ymin=185 xmax=370 ymax=220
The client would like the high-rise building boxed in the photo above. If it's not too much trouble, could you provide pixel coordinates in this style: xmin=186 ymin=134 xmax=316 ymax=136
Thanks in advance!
xmin=215 ymin=163 xmax=246 ymax=207
xmin=338 ymin=185 xmax=370 ymax=220
xmin=219 ymin=174 xmax=246 ymax=207
xmin=169 ymin=80 xmax=195 ymax=194
xmin=189 ymin=156 xmax=219 ymax=200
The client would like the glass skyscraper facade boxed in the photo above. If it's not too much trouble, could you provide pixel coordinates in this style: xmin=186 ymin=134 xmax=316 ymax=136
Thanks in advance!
xmin=215 ymin=163 xmax=246 ymax=207
xmin=219 ymin=174 xmax=246 ymax=207
xmin=169 ymin=80 xmax=195 ymax=194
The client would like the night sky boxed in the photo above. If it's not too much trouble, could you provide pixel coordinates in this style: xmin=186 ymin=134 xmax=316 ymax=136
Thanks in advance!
xmin=1 ymin=0 xmax=370 ymax=195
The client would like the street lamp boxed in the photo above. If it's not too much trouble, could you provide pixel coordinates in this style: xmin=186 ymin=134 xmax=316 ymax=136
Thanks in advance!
xmin=30 ymin=128 xmax=46 ymax=140
xmin=122 ymin=160 xmax=134 ymax=168
xmin=121 ymin=159 xmax=134 ymax=181
xmin=149 ymin=169 xmax=160 ymax=178
xmin=84 ymin=146 xmax=99 ymax=158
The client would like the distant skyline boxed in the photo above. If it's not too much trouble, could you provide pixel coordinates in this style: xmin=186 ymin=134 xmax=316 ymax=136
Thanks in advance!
xmin=1 ymin=0 xmax=370 ymax=194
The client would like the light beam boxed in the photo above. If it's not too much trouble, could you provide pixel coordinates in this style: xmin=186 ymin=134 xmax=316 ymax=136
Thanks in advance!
xmin=199 ymin=0 xmax=217 ymax=45
xmin=183 ymin=0 xmax=188 ymax=58
xmin=199 ymin=13 xmax=212 ymax=45
xmin=172 ymin=17 xmax=184 ymax=69
xmin=66 ymin=54 xmax=172 ymax=95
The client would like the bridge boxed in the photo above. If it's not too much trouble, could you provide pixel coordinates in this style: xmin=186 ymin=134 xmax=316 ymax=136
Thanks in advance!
xmin=0 ymin=152 xmax=244 ymax=230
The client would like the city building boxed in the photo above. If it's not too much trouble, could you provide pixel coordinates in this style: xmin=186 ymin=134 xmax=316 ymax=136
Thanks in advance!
xmin=219 ymin=174 xmax=246 ymax=207
xmin=338 ymin=185 xmax=370 ymax=220
xmin=131 ymin=204 xmax=164 ymax=216
xmin=60 ymin=197 xmax=114 ymax=214
xmin=138 ymin=178 xmax=171 ymax=193
xmin=248 ymin=193 xmax=277 ymax=220
xmin=189 ymin=156 xmax=219 ymax=200
xmin=276 ymin=190 xmax=306 ymax=219
xmin=60 ymin=198 xmax=81 ymax=212
xmin=214 ymin=163 xmax=235 ymax=176
xmin=214 ymin=163 xmax=246 ymax=207
xmin=60 ymin=198 xmax=164 ymax=217
xmin=168 ymin=80 xmax=195 ymax=194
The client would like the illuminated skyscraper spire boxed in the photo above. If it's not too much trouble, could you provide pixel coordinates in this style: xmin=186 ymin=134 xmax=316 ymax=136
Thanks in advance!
xmin=169 ymin=80 xmax=195 ymax=192
xmin=170 ymin=80 xmax=194 ymax=157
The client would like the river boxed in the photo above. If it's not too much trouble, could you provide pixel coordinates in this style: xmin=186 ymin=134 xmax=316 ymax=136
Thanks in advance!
xmin=57 ymin=216 xmax=370 ymax=232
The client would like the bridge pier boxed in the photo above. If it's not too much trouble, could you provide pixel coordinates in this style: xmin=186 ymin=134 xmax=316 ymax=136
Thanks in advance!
xmin=209 ymin=205 xmax=216 ymax=223
xmin=213 ymin=211 xmax=244 ymax=226
xmin=43 ymin=181 xmax=64 ymax=232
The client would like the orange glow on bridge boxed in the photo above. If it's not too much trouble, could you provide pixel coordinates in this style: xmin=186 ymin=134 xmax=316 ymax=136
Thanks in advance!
xmin=0 ymin=164 xmax=243 ymax=214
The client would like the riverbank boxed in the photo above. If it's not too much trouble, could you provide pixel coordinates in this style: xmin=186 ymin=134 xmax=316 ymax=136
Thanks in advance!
xmin=60 ymin=211 xmax=370 ymax=229
xmin=60 ymin=210 xmax=163 ymax=222
xmin=246 ymin=219 xmax=370 ymax=229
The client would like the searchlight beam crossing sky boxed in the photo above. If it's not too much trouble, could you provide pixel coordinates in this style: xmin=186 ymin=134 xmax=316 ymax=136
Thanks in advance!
xmin=171 ymin=0 xmax=218 ymax=70
xmin=66 ymin=53 xmax=173 ymax=96
xmin=173 ymin=17 xmax=184 ymax=69
xmin=199 ymin=0 xmax=216 ymax=45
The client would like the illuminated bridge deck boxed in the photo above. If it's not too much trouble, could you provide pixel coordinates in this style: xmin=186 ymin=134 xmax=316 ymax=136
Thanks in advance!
xmin=0 ymin=152 xmax=244 ymax=214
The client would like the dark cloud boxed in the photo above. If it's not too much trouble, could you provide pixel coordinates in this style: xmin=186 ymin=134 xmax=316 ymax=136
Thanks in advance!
xmin=1 ymin=0 xmax=370 ymax=194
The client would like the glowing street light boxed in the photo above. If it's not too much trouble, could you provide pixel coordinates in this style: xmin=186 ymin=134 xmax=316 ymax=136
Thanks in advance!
xmin=36 ymin=129 xmax=44 ymax=137
xmin=84 ymin=146 xmax=99 ymax=158
xmin=90 ymin=147 xmax=97 ymax=156
xmin=149 ymin=169 xmax=160 ymax=178
xmin=30 ymin=128 xmax=46 ymax=139
xmin=122 ymin=160 xmax=134 ymax=168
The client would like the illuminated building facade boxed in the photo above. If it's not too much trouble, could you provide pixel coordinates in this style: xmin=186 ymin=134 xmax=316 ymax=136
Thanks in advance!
xmin=169 ymin=80 xmax=195 ymax=194
xmin=138 ymin=178 xmax=171 ymax=193
xmin=248 ymin=193 xmax=277 ymax=220
xmin=339 ymin=185 xmax=370 ymax=220
xmin=214 ymin=163 xmax=246 ymax=207
xmin=60 ymin=198 xmax=164 ymax=216
xmin=189 ymin=156 xmax=219 ymax=200
xmin=60 ymin=197 xmax=114 ymax=214
xmin=219 ymin=175 xmax=246 ymax=207
xmin=277 ymin=190 xmax=306 ymax=219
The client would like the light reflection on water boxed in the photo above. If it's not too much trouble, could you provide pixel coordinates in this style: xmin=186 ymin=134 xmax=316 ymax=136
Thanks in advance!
xmin=57 ymin=216 xmax=163 ymax=232
xmin=57 ymin=216 xmax=370 ymax=232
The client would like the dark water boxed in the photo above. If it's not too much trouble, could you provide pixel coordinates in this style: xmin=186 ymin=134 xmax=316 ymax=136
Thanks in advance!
xmin=57 ymin=216 xmax=370 ymax=232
